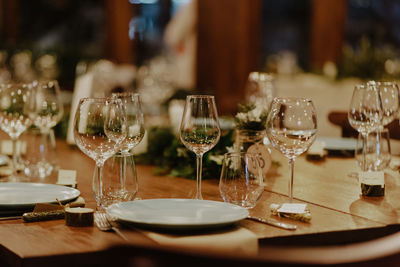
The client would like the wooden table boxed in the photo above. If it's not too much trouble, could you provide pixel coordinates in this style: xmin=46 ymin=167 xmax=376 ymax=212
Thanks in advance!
xmin=1 ymin=140 xmax=400 ymax=266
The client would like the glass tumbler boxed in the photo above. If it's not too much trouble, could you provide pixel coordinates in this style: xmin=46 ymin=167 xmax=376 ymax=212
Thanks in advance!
xmin=219 ymin=152 xmax=264 ymax=209
xmin=355 ymin=129 xmax=391 ymax=171
xmin=96 ymin=152 xmax=138 ymax=208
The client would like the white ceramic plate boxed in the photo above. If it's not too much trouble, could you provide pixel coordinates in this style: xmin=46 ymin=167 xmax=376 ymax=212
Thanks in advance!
xmin=106 ymin=199 xmax=249 ymax=230
xmin=317 ymin=137 xmax=357 ymax=151
xmin=0 ymin=183 xmax=80 ymax=211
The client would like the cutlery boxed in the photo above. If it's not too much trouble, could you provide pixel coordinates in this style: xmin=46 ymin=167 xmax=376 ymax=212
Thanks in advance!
xmin=94 ymin=212 xmax=128 ymax=241
xmin=0 ymin=216 xmax=22 ymax=221
xmin=246 ymin=215 xmax=297 ymax=230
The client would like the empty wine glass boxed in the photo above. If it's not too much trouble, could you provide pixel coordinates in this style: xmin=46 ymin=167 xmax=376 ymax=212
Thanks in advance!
xmin=73 ymin=97 xmax=127 ymax=209
xmin=219 ymin=152 xmax=264 ymax=208
xmin=27 ymin=80 xmax=63 ymax=177
xmin=376 ymin=81 xmax=399 ymax=127
xmin=180 ymin=95 xmax=221 ymax=200
xmin=348 ymin=83 xmax=383 ymax=171
xmin=100 ymin=92 xmax=145 ymax=207
xmin=0 ymin=83 xmax=33 ymax=180
xmin=267 ymin=97 xmax=317 ymax=202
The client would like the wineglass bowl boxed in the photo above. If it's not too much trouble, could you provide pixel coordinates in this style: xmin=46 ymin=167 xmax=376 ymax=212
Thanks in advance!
xmin=73 ymin=97 xmax=127 ymax=208
xmin=219 ymin=152 xmax=264 ymax=209
xmin=348 ymin=83 xmax=383 ymax=136
xmin=376 ymin=81 xmax=399 ymax=127
xmin=180 ymin=95 xmax=221 ymax=200
xmin=0 ymin=83 xmax=33 ymax=180
xmin=266 ymin=97 xmax=317 ymax=202
xmin=112 ymin=92 xmax=145 ymax=155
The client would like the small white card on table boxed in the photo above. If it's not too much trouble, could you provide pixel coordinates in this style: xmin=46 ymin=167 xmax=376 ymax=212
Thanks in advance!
xmin=278 ymin=203 xmax=307 ymax=214
xmin=57 ymin=169 xmax=77 ymax=188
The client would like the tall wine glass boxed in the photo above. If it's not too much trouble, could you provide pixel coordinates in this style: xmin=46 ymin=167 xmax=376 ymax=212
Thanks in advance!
xmin=28 ymin=80 xmax=64 ymax=177
xmin=180 ymin=95 xmax=221 ymax=200
xmin=376 ymin=81 xmax=399 ymax=127
xmin=267 ymin=97 xmax=317 ymax=202
xmin=73 ymin=98 xmax=127 ymax=208
xmin=0 ymin=83 xmax=33 ymax=180
xmin=103 ymin=92 xmax=145 ymax=205
xmin=348 ymin=83 xmax=383 ymax=171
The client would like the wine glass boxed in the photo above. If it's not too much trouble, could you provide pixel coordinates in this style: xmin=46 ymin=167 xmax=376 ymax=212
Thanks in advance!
xmin=219 ymin=152 xmax=264 ymax=208
xmin=376 ymin=81 xmax=399 ymax=127
xmin=348 ymin=83 xmax=383 ymax=171
xmin=266 ymin=97 xmax=317 ymax=202
xmin=99 ymin=92 xmax=145 ymax=207
xmin=27 ymin=80 xmax=64 ymax=177
xmin=180 ymin=95 xmax=221 ymax=200
xmin=73 ymin=98 xmax=127 ymax=209
xmin=0 ymin=83 xmax=33 ymax=180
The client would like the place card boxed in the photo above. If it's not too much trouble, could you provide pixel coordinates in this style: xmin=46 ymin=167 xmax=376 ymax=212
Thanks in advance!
xmin=247 ymin=143 xmax=271 ymax=175
xmin=57 ymin=169 xmax=77 ymax=188
xmin=277 ymin=203 xmax=307 ymax=214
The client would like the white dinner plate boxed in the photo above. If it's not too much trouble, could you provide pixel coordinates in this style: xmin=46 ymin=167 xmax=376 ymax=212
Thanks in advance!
xmin=0 ymin=183 xmax=80 ymax=211
xmin=317 ymin=137 xmax=357 ymax=151
xmin=106 ymin=199 xmax=249 ymax=230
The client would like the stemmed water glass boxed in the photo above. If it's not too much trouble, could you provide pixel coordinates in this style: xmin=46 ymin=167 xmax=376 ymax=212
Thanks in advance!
xmin=180 ymin=95 xmax=221 ymax=200
xmin=267 ymin=97 xmax=317 ymax=202
xmin=99 ymin=92 xmax=145 ymax=207
xmin=28 ymin=80 xmax=64 ymax=177
xmin=376 ymin=81 xmax=399 ymax=128
xmin=348 ymin=83 xmax=383 ymax=171
xmin=73 ymin=97 xmax=127 ymax=209
xmin=0 ymin=83 xmax=33 ymax=180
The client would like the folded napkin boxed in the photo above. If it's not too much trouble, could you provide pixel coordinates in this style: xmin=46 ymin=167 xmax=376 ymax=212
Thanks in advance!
xmin=141 ymin=226 xmax=259 ymax=256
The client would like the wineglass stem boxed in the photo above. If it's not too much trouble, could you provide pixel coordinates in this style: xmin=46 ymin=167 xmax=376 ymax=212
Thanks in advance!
xmin=40 ymin=128 xmax=50 ymax=162
xmin=288 ymin=158 xmax=295 ymax=202
xmin=93 ymin=164 xmax=104 ymax=210
xmin=362 ymin=134 xmax=368 ymax=171
xmin=11 ymin=138 xmax=18 ymax=176
xmin=195 ymin=154 xmax=203 ymax=200
xmin=120 ymin=154 xmax=127 ymax=191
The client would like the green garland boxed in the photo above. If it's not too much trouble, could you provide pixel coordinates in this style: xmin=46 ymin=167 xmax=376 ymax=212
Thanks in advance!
xmin=134 ymin=127 xmax=234 ymax=179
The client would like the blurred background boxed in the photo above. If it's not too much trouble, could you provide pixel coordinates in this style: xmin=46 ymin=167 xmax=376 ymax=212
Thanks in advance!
xmin=0 ymin=0 xmax=399 ymax=118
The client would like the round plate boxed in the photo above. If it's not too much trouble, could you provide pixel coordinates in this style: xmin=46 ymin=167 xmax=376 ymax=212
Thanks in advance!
xmin=0 ymin=183 xmax=80 ymax=211
xmin=106 ymin=199 xmax=249 ymax=230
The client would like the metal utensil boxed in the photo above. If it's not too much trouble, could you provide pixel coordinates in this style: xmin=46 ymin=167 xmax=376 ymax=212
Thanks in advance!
xmin=0 ymin=216 xmax=22 ymax=221
xmin=94 ymin=212 xmax=128 ymax=241
xmin=247 ymin=215 xmax=297 ymax=230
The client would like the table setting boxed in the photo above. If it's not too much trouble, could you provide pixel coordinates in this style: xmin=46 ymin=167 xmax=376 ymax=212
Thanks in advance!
xmin=0 ymin=74 xmax=399 ymax=266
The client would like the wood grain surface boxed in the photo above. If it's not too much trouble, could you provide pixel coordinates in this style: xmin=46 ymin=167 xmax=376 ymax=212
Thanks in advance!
xmin=0 ymin=139 xmax=399 ymax=266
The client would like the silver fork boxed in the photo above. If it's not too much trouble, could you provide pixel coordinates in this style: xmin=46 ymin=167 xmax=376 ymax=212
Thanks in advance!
xmin=94 ymin=212 xmax=128 ymax=241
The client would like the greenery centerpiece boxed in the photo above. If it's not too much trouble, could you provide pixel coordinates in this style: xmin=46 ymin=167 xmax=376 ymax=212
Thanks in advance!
xmin=134 ymin=122 xmax=234 ymax=179
xmin=234 ymin=103 xmax=269 ymax=153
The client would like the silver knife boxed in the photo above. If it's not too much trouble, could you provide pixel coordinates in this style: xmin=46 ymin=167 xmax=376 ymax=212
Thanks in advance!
xmin=0 ymin=216 xmax=22 ymax=221
xmin=247 ymin=216 xmax=297 ymax=230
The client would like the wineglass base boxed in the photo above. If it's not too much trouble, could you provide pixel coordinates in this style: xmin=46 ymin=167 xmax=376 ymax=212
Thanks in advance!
xmin=24 ymin=161 xmax=55 ymax=179
xmin=3 ymin=174 xmax=31 ymax=183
